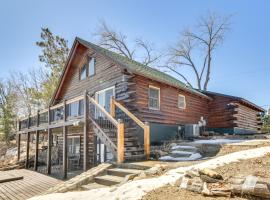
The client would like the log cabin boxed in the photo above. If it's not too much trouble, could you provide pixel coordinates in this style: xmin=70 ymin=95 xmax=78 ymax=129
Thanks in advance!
xmin=16 ymin=37 xmax=264 ymax=178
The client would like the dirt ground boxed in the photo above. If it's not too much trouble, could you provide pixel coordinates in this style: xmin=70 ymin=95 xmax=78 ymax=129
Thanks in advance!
xmin=142 ymin=186 xmax=245 ymax=200
xmin=142 ymin=142 xmax=270 ymax=200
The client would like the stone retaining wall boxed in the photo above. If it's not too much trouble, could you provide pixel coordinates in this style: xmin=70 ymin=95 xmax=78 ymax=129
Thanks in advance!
xmin=44 ymin=163 xmax=112 ymax=194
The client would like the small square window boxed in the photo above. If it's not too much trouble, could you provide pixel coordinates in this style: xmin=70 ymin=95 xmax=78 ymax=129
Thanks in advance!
xmin=80 ymin=65 xmax=87 ymax=80
xmin=178 ymin=94 xmax=186 ymax=109
xmin=88 ymin=58 xmax=95 ymax=76
xmin=149 ymin=86 xmax=160 ymax=110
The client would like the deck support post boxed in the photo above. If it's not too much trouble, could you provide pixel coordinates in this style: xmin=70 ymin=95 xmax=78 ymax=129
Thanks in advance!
xmin=34 ymin=130 xmax=39 ymax=171
xmin=25 ymin=115 xmax=31 ymax=168
xmin=17 ymin=134 xmax=21 ymax=161
xmin=83 ymin=91 xmax=89 ymax=171
xmin=117 ymin=119 xmax=125 ymax=164
xmin=47 ymin=129 xmax=52 ymax=175
xmin=25 ymin=132 xmax=30 ymax=168
xmin=47 ymin=106 xmax=52 ymax=175
xmin=63 ymin=100 xmax=68 ymax=179
xmin=93 ymin=135 xmax=97 ymax=166
xmin=63 ymin=126 xmax=67 ymax=179
xmin=34 ymin=110 xmax=40 ymax=171
xmin=144 ymin=122 xmax=150 ymax=160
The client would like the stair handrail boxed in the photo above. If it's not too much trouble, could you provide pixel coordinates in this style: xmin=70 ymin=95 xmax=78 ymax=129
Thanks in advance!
xmin=88 ymin=95 xmax=125 ymax=163
xmin=110 ymin=98 xmax=150 ymax=159
xmin=89 ymin=96 xmax=118 ymax=126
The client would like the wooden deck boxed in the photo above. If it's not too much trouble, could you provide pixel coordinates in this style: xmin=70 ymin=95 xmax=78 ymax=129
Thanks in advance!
xmin=0 ymin=169 xmax=62 ymax=200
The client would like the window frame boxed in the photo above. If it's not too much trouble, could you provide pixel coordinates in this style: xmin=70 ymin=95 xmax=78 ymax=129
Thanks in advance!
xmin=148 ymin=85 xmax=160 ymax=110
xmin=88 ymin=57 xmax=95 ymax=77
xmin=79 ymin=64 xmax=87 ymax=81
xmin=68 ymin=136 xmax=81 ymax=156
xmin=178 ymin=94 xmax=186 ymax=109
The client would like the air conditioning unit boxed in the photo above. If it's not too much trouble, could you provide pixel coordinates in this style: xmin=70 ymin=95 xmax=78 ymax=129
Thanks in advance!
xmin=184 ymin=124 xmax=200 ymax=138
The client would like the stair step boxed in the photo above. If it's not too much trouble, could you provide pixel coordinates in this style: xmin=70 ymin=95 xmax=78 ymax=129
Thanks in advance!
xmin=81 ymin=182 xmax=107 ymax=190
xmin=125 ymin=147 xmax=144 ymax=152
xmin=107 ymin=168 xmax=142 ymax=177
xmin=94 ymin=175 xmax=124 ymax=186
xmin=125 ymin=154 xmax=146 ymax=161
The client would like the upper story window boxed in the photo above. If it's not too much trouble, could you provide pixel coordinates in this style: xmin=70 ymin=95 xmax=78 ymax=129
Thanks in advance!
xmin=79 ymin=57 xmax=95 ymax=81
xmin=178 ymin=94 xmax=186 ymax=109
xmin=149 ymin=86 xmax=160 ymax=110
xmin=66 ymin=100 xmax=84 ymax=118
xmin=80 ymin=64 xmax=87 ymax=80
xmin=88 ymin=58 xmax=95 ymax=76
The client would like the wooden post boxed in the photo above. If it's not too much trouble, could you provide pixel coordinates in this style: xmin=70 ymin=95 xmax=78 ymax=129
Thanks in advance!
xmin=25 ymin=132 xmax=30 ymax=168
xmin=93 ymin=135 xmax=97 ymax=166
xmin=144 ymin=122 xmax=150 ymax=160
xmin=17 ymin=134 xmax=21 ymax=161
xmin=46 ymin=106 xmax=52 ymax=174
xmin=117 ymin=119 xmax=125 ymax=163
xmin=25 ymin=116 xmax=30 ymax=168
xmin=83 ymin=91 xmax=89 ymax=171
xmin=63 ymin=100 xmax=68 ymax=179
xmin=98 ymin=138 xmax=101 ymax=163
xmin=34 ymin=110 xmax=40 ymax=171
xmin=110 ymin=98 xmax=116 ymax=118
xmin=63 ymin=126 xmax=67 ymax=179
xmin=34 ymin=130 xmax=39 ymax=171
xmin=47 ymin=129 xmax=52 ymax=174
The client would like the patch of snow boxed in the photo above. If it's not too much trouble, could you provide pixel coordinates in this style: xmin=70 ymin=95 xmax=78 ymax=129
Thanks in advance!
xmin=159 ymin=152 xmax=202 ymax=161
xmin=30 ymin=146 xmax=270 ymax=200
xmin=170 ymin=150 xmax=193 ymax=155
xmin=192 ymin=139 xmax=245 ymax=145
xmin=5 ymin=147 xmax=18 ymax=157
xmin=171 ymin=145 xmax=197 ymax=150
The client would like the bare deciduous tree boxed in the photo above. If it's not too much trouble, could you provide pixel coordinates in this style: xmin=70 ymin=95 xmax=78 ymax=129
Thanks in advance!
xmin=95 ymin=21 xmax=161 ymax=66
xmin=165 ymin=12 xmax=231 ymax=90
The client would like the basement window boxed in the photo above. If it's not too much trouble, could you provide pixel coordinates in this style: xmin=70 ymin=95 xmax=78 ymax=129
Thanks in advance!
xmin=149 ymin=86 xmax=160 ymax=110
xmin=178 ymin=94 xmax=186 ymax=109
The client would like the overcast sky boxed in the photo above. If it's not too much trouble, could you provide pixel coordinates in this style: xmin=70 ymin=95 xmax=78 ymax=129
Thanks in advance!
xmin=0 ymin=0 xmax=269 ymax=108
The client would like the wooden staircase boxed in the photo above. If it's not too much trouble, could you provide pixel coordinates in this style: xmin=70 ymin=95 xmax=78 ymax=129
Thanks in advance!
xmin=88 ymin=96 xmax=150 ymax=164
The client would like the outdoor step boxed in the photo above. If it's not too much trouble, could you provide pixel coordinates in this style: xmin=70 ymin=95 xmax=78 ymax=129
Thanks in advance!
xmin=94 ymin=175 xmax=124 ymax=186
xmin=125 ymin=147 xmax=144 ymax=151
xmin=81 ymin=182 xmax=107 ymax=190
xmin=107 ymin=168 xmax=142 ymax=177
xmin=125 ymin=154 xmax=146 ymax=161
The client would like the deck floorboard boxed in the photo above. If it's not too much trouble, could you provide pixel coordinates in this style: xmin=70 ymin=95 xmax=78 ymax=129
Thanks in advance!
xmin=0 ymin=169 xmax=62 ymax=200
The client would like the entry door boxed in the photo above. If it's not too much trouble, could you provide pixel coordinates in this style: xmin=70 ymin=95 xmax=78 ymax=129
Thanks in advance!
xmin=95 ymin=86 xmax=115 ymax=163
xmin=95 ymin=86 xmax=115 ymax=112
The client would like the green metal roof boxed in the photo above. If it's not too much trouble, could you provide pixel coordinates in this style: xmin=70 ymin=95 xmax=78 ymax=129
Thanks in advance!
xmin=76 ymin=37 xmax=211 ymax=99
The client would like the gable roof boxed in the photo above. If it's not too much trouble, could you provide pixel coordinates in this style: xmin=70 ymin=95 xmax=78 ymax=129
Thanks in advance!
xmin=202 ymin=91 xmax=265 ymax=112
xmin=76 ymin=37 xmax=211 ymax=100
xmin=51 ymin=37 xmax=212 ymax=104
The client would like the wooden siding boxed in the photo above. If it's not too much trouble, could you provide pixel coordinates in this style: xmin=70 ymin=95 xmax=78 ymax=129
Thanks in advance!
xmin=208 ymin=95 xmax=235 ymax=128
xmin=125 ymin=74 xmax=210 ymax=125
xmin=56 ymin=44 xmax=123 ymax=103
xmin=207 ymin=93 xmax=262 ymax=133
xmin=233 ymin=103 xmax=262 ymax=132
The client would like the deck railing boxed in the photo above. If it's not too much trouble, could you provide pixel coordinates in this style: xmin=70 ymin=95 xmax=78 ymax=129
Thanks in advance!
xmin=18 ymin=95 xmax=84 ymax=131
xmin=88 ymin=96 xmax=124 ymax=163
xmin=110 ymin=98 xmax=150 ymax=159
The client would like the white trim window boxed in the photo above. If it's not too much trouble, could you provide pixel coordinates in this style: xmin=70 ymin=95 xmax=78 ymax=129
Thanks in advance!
xmin=68 ymin=136 xmax=80 ymax=156
xmin=178 ymin=94 xmax=186 ymax=109
xmin=149 ymin=86 xmax=160 ymax=110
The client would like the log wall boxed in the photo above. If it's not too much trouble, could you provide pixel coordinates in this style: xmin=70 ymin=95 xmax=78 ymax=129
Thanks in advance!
xmin=127 ymin=75 xmax=210 ymax=125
